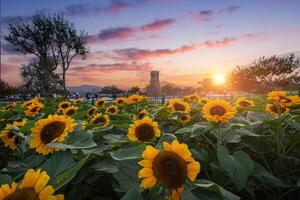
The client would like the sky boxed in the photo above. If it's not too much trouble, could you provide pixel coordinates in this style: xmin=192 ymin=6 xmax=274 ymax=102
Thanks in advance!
xmin=1 ymin=0 xmax=300 ymax=89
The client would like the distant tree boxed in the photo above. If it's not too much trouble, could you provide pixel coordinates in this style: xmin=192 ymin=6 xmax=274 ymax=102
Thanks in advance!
xmin=128 ymin=86 xmax=140 ymax=94
xmin=182 ymin=86 xmax=196 ymax=95
xmin=101 ymin=85 xmax=124 ymax=94
xmin=0 ymin=80 xmax=19 ymax=95
xmin=229 ymin=54 xmax=300 ymax=93
xmin=228 ymin=66 xmax=260 ymax=93
xmin=4 ymin=12 xmax=88 ymax=94
xmin=197 ymin=78 xmax=214 ymax=94
xmin=20 ymin=59 xmax=61 ymax=96
xmin=161 ymin=84 xmax=182 ymax=96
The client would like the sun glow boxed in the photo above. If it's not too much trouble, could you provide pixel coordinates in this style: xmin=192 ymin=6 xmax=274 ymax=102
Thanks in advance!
xmin=213 ymin=73 xmax=226 ymax=85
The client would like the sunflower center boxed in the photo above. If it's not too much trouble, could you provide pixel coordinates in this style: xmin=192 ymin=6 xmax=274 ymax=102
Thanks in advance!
xmin=97 ymin=101 xmax=104 ymax=106
xmin=279 ymin=95 xmax=292 ymax=103
xmin=117 ymin=99 xmax=124 ymax=104
xmin=25 ymin=102 xmax=32 ymax=106
xmin=88 ymin=108 xmax=95 ymax=116
xmin=6 ymin=104 xmax=13 ymax=109
xmin=61 ymin=103 xmax=69 ymax=109
xmin=93 ymin=116 xmax=106 ymax=124
xmin=153 ymin=151 xmax=187 ymax=189
xmin=135 ymin=124 xmax=155 ymax=142
xmin=137 ymin=113 xmax=146 ymax=119
xmin=181 ymin=116 xmax=188 ymax=121
xmin=108 ymin=108 xmax=116 ymax=113
xmin=4 ymin=188 xmax=39 ymax=200
xmin=66 ymin=109 xmax=75 ymax=116
xmin=40 ymin=121 xmax=66 ymax=144
xmin=30 ymin=107 xmax=39 ymax=112
xmin=173 ymin=103 xmax=185 ymax=112
xmin=7 ymin=131 xmax=15 ymax=139
xmin=239 ymin=101 xmax=250 ymax=107
xmin=270 ymin=105 xmax=286 ymax=114
xmin=210 ymin=106 xmax=226 ymax=116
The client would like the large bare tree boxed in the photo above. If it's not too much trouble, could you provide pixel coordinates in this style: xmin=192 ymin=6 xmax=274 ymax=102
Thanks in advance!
xmin=4 ymin=12 xmax=88 ymax=94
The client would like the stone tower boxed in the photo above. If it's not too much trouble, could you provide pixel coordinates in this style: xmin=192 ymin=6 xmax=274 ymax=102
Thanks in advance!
xmin=147 ymin=71 xmax=161 ymax=97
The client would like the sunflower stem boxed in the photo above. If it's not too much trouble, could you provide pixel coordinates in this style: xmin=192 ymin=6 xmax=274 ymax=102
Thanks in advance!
xmin=216 ymin=123 xmax=222 ymax=146
xmin=202 ymin=133 xmax=216 ymax=151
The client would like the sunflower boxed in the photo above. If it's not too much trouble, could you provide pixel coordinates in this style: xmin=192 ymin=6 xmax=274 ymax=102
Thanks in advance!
xmin=137 ymin=109 xmax=149 ymax=120
xmin=58 ymin=101 xmax=71 ymax=110
xmin=24 ymin=102 xmax=44 ymax=117
xmin=167 ymin=99 xmax=190 ymax=113
xmin=180 ymin=115 xmax=191 ymax=124
xmin=199 ymin=97 xmax=208 ymax=105
xmin=90 ymin=113 xmax=110 ymax=128
xmin=128 ymin=117 xmax=161 ymax=142
xmin=0 ymin=168 xmax=64 ymax=200
xmin=267 ymin=91 xmax=294 ymax=107
xmin=126 ymin=95 xmax=145 ymax=105
xmin=63 ymin=106 xmax=78 ymax=116
xmin=87 ymin=106 xmax=97 ymax=117
xmin=202 ymin=99 xmax=236 ymax=123
xmin=138 ymin=140 xmax=200 ymax=200
xmin=184 ymin=93 xmax=200 ymax=102
xmin=288 ymin=95 xmax=300 ymax=106
xmin=266 ymin=104 xmax=289 ymax=116
xmin=74 ymin=98 xmax=84 ymax=104
xmin=235 ymin=97 xmax=255 ymax=109
xmin=95 ymin=98 xmax=106 ymax=107
xmin=30 ymin=114 xmax=76 ymax=155
xmin=105 ymin=105 xmax=119 ymax=115
xmin=115 ymin=97 xmax=126 ymax=105
xmin=0 ymin=120 xmax=26 ymax=150
xmin=4 ymin=102 xmax=16 ymax=111
xmin=22 ymin=98 xmax=39 ymax=107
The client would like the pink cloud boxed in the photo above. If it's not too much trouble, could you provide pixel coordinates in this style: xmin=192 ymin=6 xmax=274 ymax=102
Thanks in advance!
xmin=190 ymin=5 xmax=240 ymax=23
xmin=87 ymin=18 xmax=176 ymax=43
xmin=64 ymin=0 xmax=149 ymax=16
xmin=139 ymin=18 xmax=175 ymax=32
xmin=112 ymin=33 xmax=264 ymax=60
xmin=113 ymin=43 xmax=197 ymax=60
xmin=70 ymin=62 xmax=152 ymax=74
xmin=190 ymin=10 xmax=214 ymax=23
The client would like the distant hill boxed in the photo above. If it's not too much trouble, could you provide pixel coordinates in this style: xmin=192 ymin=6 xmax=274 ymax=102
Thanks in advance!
xmin=68 ymin=85 xmax=102 ymax=93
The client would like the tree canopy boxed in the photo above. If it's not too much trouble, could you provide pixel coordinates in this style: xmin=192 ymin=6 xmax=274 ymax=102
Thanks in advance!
xmin=229 ymin=54 xmax=300 ymax=93
xmin=100 ymin=85 xmax=124 ymax=94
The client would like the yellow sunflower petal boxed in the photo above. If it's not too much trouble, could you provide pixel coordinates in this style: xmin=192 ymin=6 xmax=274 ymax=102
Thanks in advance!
xmin=163 ymin=142 xmax=172 ymax=151
xmin=138 ymin=168 xmax=153 ymax=178
xmin=34 ymin=171 xmax=50 ymax=193
xmin=138 ymin=160 xmax=153 ymax=168
xmin=187 ymin=161 xmax=201 ymax=181
xmin=140 ymin=176 xmax=157 ymax=189
xmin=39 ymin=185 xmax=55 ymax=199
xmin=142 ymin=146 xmax=160 ymax=160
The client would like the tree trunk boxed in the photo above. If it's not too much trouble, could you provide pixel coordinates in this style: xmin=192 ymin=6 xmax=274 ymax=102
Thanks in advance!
xmin=62 ymin=70 xmax=67 ymax=94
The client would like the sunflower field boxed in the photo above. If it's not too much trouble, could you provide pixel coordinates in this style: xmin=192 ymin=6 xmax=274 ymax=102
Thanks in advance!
xmin=0 ymin=91 xmax=300 ymax=200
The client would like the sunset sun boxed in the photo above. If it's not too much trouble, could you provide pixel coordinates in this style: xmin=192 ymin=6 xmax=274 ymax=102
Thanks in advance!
xmin=213 ymin=73 xmax=226 ymax=85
